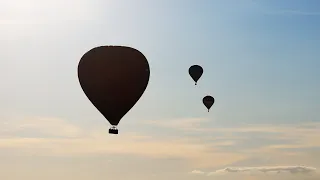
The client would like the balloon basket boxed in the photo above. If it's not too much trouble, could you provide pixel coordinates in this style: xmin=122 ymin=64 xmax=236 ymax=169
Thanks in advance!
xmin=109 ymin=126 xmax=118 ymax=134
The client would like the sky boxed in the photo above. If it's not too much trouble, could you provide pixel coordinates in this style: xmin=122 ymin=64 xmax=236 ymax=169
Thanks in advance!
xmin=0 ymin=0 xmax=320 ymax=179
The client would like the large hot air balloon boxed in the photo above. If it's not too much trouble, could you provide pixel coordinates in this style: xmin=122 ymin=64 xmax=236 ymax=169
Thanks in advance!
xmin=188 ymin=65 xmax=203 ymax=85
xmin=78 ymin=46 xmax=150 ymax=134
xmin=203 ymin=95 xmax=214 ymax=112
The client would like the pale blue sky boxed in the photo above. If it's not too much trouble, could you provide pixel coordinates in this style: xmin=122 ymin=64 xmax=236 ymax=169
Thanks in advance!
xmin=0 ymin=0 xmax=320 ymax=180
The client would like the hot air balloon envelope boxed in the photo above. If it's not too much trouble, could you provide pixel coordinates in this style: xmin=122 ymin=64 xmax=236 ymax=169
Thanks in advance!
xmin=203 ymin=95 xmax=214 ymax=112
xmin=189 ymin=65 xmax=203 ymax=85
xmin=78 ymin=46 xmax=150 ymax=134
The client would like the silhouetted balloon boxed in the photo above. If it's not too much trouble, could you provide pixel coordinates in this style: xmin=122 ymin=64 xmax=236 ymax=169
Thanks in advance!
xmin=78 ymin=46 xmax=150 ymax=134
xmin=189 ymin=65 xmax=203 ymax=85
xmin=203 ymin=95 xmax=214 ymax=112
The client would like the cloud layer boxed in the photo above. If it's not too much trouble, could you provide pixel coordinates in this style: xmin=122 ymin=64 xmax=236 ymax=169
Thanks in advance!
xmin=1 ymin=116 xmax=319 ymax=171
xmin=207 ymin=166 xmax=317 ymax=175
xmin=0 ymin=116 xmax=245 ymax=168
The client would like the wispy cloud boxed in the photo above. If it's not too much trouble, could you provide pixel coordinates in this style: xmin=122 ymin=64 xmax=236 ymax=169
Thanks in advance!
xmin=190 ymin=166 xmax=318 ymax=177
xmin=145 ymin=118 xmax=320 ymax=149
xmin=145 ymin=118 xmax=320 ymax=134
xmin=189 ymin=170 xmax=205 ymax=174
xmin=207 ymin=166 xmax=317 ymax=176
xmin=145 ymin=118 xmax=320 ymax=168
xmin=142 ymin=118 xmax=210 ymax=131
xmin=0 ymin=117 xmax=82 ymax=138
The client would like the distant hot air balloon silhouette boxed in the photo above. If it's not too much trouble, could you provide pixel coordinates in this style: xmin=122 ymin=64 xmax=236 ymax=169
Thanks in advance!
xmin=78 ymin=46 xmax=150 ymax=134
xmin=189 ymin=65 xmax=203 ymax=85
xmin=203 ymin=95 xmax=214 ymax=112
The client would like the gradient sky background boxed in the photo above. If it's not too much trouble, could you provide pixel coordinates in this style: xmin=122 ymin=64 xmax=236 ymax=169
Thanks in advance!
xmin=1 ymin=0 xmax=320 ymax=179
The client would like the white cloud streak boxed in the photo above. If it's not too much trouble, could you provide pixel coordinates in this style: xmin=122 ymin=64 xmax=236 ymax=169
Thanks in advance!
xmin=191 ymin=166 xmax=318 ymax=176
xmin=190 ymin=170 xmax=205 ymax=174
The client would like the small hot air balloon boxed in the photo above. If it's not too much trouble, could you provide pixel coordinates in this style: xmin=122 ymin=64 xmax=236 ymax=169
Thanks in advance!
xmin=203 ymin=95 xmax=214 ymax=112
xmin=78 ymin=46 xmax=150 ymax=134
xmin=188 ymin=65 xmax=203 ymax=85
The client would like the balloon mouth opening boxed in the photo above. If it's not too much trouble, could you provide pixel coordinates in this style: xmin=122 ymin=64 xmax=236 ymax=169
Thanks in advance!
xmin=109 ymin=126 xmax=118 ymax=134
